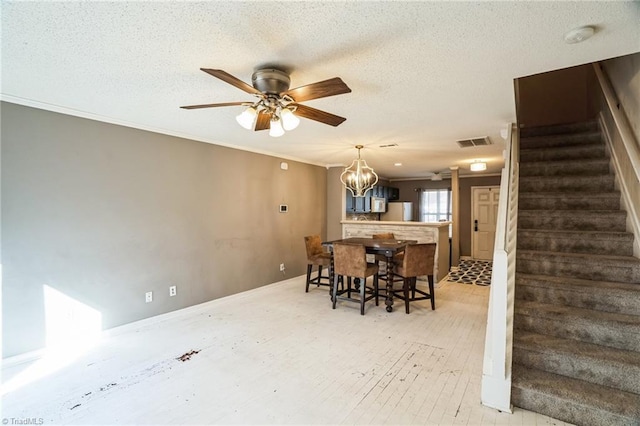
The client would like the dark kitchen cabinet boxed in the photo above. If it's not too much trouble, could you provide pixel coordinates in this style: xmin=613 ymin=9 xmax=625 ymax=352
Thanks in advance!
xmin=387 ymin=187 xmax=400 ymax=201
xmin=346 ymin=191 xmax=368 ymax=212
xmin=346 ymin=185 xmax=399 ymax=212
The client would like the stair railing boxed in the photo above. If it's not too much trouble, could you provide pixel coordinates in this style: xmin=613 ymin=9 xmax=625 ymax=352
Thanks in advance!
xmin=481 ymin=122 xmax=518 ymax=412
xmin=593 ymin=62 xmax=640 ymax=257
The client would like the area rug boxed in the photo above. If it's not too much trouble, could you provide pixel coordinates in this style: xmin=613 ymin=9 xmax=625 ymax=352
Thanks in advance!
xmin=446 ymin=258 xmax=492 ymax=286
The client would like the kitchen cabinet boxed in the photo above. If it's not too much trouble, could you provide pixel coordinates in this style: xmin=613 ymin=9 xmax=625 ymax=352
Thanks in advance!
xmin=388 ymin=187 xmax=400 ymax=201
xmin=345 ymin=185 xmax=400 ymax=212
xmin=346 ymin=191 xmax=368 ymax=212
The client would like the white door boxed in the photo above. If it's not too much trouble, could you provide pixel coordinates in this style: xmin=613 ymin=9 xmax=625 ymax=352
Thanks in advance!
xmin=472 ymin=186 xmax=500 ymax=260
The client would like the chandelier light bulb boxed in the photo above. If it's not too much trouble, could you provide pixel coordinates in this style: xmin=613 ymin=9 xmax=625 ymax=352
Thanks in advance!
xmin=269 ymin=116 xmax=285 ymax=137
xmin=235 ymin=106 xmax=257 ymax=130
xmin=280 ymin=108 xmax=300 ymax=131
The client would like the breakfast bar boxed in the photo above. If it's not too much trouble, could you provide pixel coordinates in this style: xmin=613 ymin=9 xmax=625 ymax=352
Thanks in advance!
xmin=341 ymin=220 xmax=451 ymax=282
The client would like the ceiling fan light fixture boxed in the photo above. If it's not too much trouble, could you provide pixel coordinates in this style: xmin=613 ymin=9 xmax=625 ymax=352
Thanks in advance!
xmin=470 ymin=160 xmax=487 ymax=172
xmin=340 ymin=145 xmax=378 ymax=197
xmin=236 ymin=106 xmax=257 ymax=130
xmin=280 ymin=107 xmax=300 ymax=131
xmin=269 ymin=116 xmax=285 ymax=137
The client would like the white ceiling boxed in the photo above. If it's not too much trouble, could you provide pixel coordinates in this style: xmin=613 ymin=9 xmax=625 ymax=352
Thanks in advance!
xmin=2 ymin=1 xmax=639 ymax=180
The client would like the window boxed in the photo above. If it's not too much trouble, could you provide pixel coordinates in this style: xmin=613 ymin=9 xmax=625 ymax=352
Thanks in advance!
xmin=419 ymin=189 xmax=452 ymax=223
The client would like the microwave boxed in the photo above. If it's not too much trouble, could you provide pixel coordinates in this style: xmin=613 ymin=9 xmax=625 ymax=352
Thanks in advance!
xmin=371 ymin=197 xmax=386 ymax=213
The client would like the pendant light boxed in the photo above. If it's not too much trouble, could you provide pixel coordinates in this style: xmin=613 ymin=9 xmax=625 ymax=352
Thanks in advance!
xmin=340 ymin=145 xmax=378 ymax=197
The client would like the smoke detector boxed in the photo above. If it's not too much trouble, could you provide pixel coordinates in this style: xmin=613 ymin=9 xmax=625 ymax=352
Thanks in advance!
xmin=564 ymin=26 xmax=595 ymax=44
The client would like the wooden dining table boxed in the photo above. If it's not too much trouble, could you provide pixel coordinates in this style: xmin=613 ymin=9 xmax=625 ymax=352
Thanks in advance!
xmin=322 ymin=237 xmax=417 ymax=312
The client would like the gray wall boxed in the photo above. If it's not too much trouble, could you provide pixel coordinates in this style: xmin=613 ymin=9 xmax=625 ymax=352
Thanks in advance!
xmin=395 ymin=175 xmax=501 ymax=257
xmin=2 ymin=102 xmax=327 ymax=358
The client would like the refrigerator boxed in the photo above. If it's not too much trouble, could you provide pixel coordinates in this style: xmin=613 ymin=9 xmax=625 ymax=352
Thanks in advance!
xmin=382 ymin=202 xmax=413 ymax=221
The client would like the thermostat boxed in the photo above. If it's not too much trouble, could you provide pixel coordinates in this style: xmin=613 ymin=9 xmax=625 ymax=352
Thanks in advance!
xmin=279 ymin=204 xmax=288 ymax=213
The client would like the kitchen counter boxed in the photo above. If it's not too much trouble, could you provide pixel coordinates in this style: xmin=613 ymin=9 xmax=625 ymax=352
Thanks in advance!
xmin=342 ymin=220 xmax=450 ymax=227
xmin=341 ymin=221 xmax=451 ymax=281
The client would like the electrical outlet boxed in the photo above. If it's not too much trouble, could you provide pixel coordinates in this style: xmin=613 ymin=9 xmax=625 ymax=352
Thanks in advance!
xmin=279 ymin=263 xmax=285 ymax=272
xmin=145 ymin=291 xmax=153 ymax=303
xmin=169 ymin=286 xmax=177 ymax=297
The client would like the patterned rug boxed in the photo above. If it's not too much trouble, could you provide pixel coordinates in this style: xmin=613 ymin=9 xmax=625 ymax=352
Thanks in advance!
xmin=446 ymin=258 xmax=492 ymax=286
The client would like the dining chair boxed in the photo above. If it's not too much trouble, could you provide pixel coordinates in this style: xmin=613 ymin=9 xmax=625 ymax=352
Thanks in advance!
xmin=393 ymin=243 xmax=436 ymax=314
xmin=332 ymin=243 xmax=379 ymax=315
xmin=304 ymin=235 xmax=332 ymax=292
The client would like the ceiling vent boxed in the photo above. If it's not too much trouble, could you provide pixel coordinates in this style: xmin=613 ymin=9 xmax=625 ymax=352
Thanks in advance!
xmin=379 ymin=143 xmax=398 ymax=148
xmin=456 ymin=136 xmax=492 ymax=148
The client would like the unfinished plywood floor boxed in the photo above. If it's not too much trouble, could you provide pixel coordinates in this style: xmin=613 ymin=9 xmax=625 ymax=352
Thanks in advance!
xmin=2 ymin=277 xmax=570 ymax=425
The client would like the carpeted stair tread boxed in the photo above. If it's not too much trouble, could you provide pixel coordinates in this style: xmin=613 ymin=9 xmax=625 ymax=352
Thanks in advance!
xmin=514 ymin=331 xmax=640 ymax=394
xmin=519 ymin=192 xmax=620 ymax=210
xmin=517 ymin=229 xmax=633 ymax=240
xmin=514 ymin=300 xmax=640 ymax=351
xmin=515 ymin=273 xmax=640 ymax=315
xmin=517 ymin=249 xmax=640 ymax=283
xmin=511 ymin=365 xmax=640 ymax=425
xmin=519 ymin=157 xmax=611 ymax=176
xmin=519 ymin=174 xmax=614 ymax=192
xmin=518 ymin=210 xmax=627 ymax=232
xmin=517 ymin=229 xmax=634 ymax=256
xmin=520 ymin=131 xmax=603 ymax=149
xmin=519 ymin=120 xmax=598 ymax=138
xmin=517 ymin=249 xmax=640 ymax=266
xmin=520 ymin=144 xmax=606 ymax=163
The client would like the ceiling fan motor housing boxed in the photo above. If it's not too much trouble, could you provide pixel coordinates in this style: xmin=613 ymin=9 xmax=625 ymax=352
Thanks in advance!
xmin=252 ymin=68 xmax=291 ymax=94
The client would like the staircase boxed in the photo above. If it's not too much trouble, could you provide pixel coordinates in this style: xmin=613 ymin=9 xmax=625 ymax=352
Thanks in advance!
xmin=512 ymin=120 xmax=640 ymax=425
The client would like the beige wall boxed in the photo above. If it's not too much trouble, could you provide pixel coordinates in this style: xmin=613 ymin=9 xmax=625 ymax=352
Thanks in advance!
xmin=326 ymin=167 xmax=344 ymax=241
xmin=603 ymin=52 xmax=640 ymax=146
xmin=1 ymin=102 xmax=327 ymax=357
xmin=517 ymin=64 xmax=597 ymax=128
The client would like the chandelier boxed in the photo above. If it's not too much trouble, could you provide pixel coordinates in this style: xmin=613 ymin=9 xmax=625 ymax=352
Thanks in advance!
xmin=235 ymin=95 xmax=300 ymax=138
xmin=340 ymin=145 xmax=378 ymax=197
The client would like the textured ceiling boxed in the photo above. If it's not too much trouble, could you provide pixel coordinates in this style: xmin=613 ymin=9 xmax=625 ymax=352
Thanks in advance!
xmin=2 ymin=1 xmax=639 ymax=179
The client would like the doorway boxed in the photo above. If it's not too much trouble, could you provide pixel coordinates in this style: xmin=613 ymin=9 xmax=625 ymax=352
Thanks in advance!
xmin=471 ymin=186 xmax=500 ymax=260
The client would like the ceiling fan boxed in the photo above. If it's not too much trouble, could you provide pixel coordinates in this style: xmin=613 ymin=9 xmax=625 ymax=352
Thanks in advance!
xmin=181 ymin=68 xmax=351 ymax=137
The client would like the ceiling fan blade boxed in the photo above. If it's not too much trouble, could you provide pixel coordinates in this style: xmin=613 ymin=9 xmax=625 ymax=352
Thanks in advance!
xmin=292 ymin=104 xmax=346 ymax=127
xmin=180 ymin=102 xmax=252 ymax=110
xmin=283 ymin=77 xmax=351 ymax=102
xmin=254 ymin=111 xmax=271 ymax=131
xmin=200 ymin=68 xmax=261 ymax=95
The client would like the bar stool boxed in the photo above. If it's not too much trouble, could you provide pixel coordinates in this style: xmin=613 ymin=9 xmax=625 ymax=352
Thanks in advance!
xmin=332 ymin=243 xmax=379 ymax=315
xmin=393 ymin=243 xmax=436 ymax=314
xmin=304 ymin=235 xmax=332 ymax=292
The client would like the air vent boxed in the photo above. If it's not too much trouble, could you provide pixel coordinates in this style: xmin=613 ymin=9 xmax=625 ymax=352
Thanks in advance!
xmin=456 ymin=136 xmax=492 ymax=148
xmin=379 ymin=143 xmax=398 ymax=148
